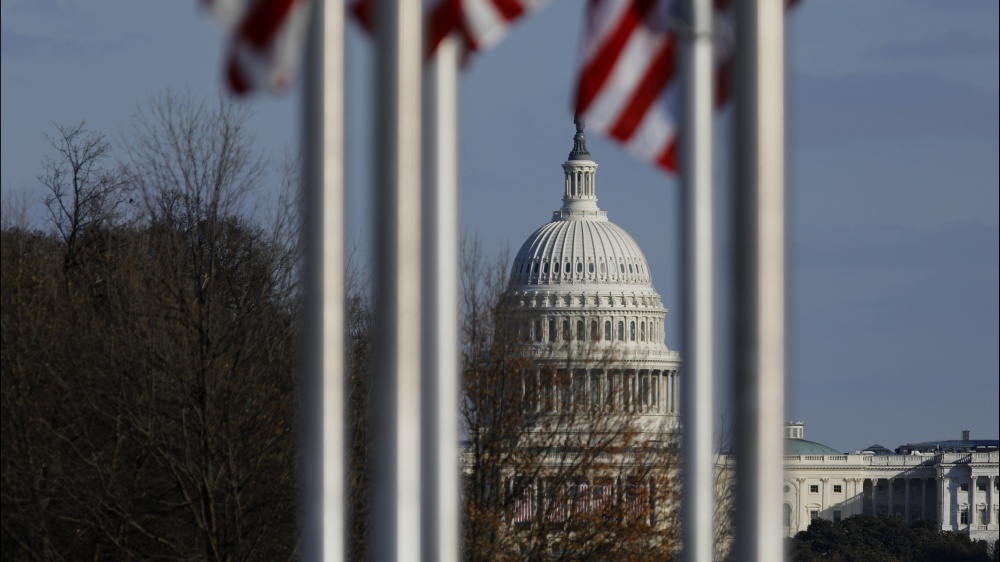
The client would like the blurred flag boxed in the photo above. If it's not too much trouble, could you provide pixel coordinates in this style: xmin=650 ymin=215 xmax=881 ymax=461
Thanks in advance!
xmin=353 ymin=0 xmax=550 ymax=60
xmin=202 ymin=0 xmax=311 ymax=94
xmin=574 ymin=0 xmax=734 ymax=172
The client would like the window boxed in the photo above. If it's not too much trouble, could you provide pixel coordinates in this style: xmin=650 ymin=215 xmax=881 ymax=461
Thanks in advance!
xmin=630 ymin=321 xmax=636 ymax=341
xmin=640 ymin=321 xmax=645 ymax=341
xmin=548 ymin=320 xmax=556 ymax=342
xmin=553 ymin=261 xmax=560 ymax=273
xmin=604 ymin=321 xmax=611 ymax=341
xmin=977 ymin=480 xmax=987 ymax=492
xmin=565 ymin=262 xmax=571 ymax=275
xmin=600 ymin=262 xmax=606 ymax=274
xmin=960 ymin=483 xmax=969 ymax=492
xmin=576 ymin=262 xmax=582 ymax=274
xmin=833 ymin=485 xmax=842 ymax=494
xmin=810 ymin=485 xmax=819 ymax=493
xmin=618 ymin=321 xmax=624 ymax=341
xmin=783 ymin=504 xmax=792 ymax=527
xmin=563 ymin=320 xmax=570 ymax=341
xmin=591 ymin=320 xmax=598 ymax=340
xmin=833 ymin=510 xmax=842 ymax=523
xmin=588 ymin=262 xmax=594 ymax=274
xmin=810 ymin=510 xmax=819 ymax=521
xmin=960 ymin=507 xmax=969 ymax=525
xmin=534 ymin=321 xmax=543 ymax=343
xmin=979 ymin=506 xmax=988 ymax=525
xmin=577 ymin=320 xmax=585 ymax=341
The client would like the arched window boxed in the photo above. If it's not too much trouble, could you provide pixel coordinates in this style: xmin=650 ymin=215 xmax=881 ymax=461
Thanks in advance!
xmin=543 ymin=262 xmax=549 ymax=274
xmin=576 ymin=262 xmax=583 ymax=274
xmin=617 ymin=321 xmax=624 ymax=341
xmin=554 ymin=261 xmax=560 ymax=273
xmin=600 ymin=262 xmax=606 ymax=274
xmin=563 ymin=320 xmax=571 ymax=341
xmin=591 ymin=320 xmax=598 ymax=340
xmin=535 ymin=320 xmax=543 ymax=343
xmin=620 ymin=263 xmax=625 ymax=273
xmin=549 ymin=319 xmax=557 ymax=342
xmin=628 ymin=264 xmax=633 ymax=273
xmin=630 ymin=321 xmax=636 ymax=341
xmin=577 ymin=320 xmax=585 ymax=341
xmin=604 ymin=321 xmax=611 ymax=341
xmin=588 ymin=262 xmax=594 ymax=274
xmin=565 ymin=262 xmax=571 ymax=275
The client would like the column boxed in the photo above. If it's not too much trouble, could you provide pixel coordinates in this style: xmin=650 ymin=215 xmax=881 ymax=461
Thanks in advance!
xmin=968 ymin=474 xmax=976 ymax=528
xmin=940 ymin=477 xmax=950 ymax=528
xmin=920 ymin=478 xmax=926 ymax=521
xmin=904 ymin=477 xmax=910 ymax=523
xmin=796 ymin=478 xmax=807 ymax=532
xmin=820 ymin=478 xmax=829 ymax=517
xmin=990 ymin=476 xmax=996 ymax=527
xmin=870 ymin=478 xmax=877 ymax=516
xmin=887 ymin=478 xmax=894 ymax=517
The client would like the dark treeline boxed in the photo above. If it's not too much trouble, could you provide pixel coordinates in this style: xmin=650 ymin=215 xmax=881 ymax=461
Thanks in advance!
xmin=788 ymin=515 xmax=998 ymax=562
xmin=1 ymin=93 xmax=301 ymax=561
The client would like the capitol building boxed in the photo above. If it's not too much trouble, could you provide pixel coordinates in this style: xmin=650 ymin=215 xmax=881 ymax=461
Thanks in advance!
xmin=490 ymin=122 xmax=998 ymax=547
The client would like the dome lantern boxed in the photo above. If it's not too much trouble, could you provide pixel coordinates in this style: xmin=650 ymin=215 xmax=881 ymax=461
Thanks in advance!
xmin=560 ymin=119 xmax=601 ymax=216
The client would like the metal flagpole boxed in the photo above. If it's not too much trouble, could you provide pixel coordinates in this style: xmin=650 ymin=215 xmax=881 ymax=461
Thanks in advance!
xmin=679 ymin=0 xmax=715 ymax=560
xmin=732 ymin=0 xmax=787 ymax=561
xmin=373 ymin=0 xmax=424 ymax=559
xmin=301 ymin=0 xmax=345 ymax=560
xmin=420 ymin=33 xmax=461 ymax=562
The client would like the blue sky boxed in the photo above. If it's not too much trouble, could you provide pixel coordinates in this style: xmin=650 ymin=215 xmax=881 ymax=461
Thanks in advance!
xmin=2 ymin=0 xmax=997 ymax=453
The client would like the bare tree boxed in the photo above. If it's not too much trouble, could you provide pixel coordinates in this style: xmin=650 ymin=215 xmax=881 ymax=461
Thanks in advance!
xmin=1 ymin=93 xmax=300 ymax=562
xmin=39 ymin=122 xmax=133 ymax=271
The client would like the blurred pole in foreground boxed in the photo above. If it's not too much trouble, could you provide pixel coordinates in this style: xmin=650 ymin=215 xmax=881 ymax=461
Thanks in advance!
xmin=679 ymin=0 xmax=715 ymax=560
xmin=732 ymin=0 xmax=787 ymax=561
xmin=421 ymin=32 xmax=461 ymax=562
xmin=372 ymin=0 xmax=424 ymax=560
xmin=301 ymin=0 xmax=345 ymax=561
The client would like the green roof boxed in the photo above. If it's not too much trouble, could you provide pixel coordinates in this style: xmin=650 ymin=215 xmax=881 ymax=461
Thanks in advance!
xmin=785 ymin=438 xmax=842 ymax=456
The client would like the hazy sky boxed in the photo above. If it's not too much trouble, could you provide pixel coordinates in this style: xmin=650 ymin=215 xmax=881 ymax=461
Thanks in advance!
xmin=2 ymin=0 xmax=997 ymax=453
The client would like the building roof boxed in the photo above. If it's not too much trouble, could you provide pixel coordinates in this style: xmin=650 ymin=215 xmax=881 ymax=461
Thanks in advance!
xmin=785 ymin=438 xmax=842 ymax=456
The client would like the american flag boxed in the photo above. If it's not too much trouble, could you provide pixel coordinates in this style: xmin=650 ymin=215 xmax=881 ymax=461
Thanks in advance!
xmin=573 ymin=0 xmax=734 ymax=172
xmin=353 ymin=0 xmax=549 ymax=60
xmin=202 ymin=0 xmax=311 ymax=94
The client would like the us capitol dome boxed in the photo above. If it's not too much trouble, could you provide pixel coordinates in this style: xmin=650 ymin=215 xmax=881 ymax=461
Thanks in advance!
xmin=499 ymin=120 xmax=681 ymax=432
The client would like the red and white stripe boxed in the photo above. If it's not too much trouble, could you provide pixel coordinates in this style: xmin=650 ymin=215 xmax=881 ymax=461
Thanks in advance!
xmin=202 ymin=0 xmax=311 ymax=94
xmin=575 ymin=0 xmax=734 ymax=172
xmin=355 ymin=0 xmax=548 ymax=60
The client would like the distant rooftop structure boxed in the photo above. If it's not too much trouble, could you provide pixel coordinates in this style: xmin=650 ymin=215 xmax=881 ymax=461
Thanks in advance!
xmin=894 ymin=430 xmax=999 ymax=455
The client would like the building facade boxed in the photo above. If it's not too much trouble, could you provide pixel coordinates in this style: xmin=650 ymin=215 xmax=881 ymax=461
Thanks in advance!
xmin=782 ymin=422 xmax=999 ymax=543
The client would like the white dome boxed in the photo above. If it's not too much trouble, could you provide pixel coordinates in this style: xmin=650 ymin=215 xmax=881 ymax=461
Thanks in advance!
xmin=509 ymin=213 xmax=654 ymax=289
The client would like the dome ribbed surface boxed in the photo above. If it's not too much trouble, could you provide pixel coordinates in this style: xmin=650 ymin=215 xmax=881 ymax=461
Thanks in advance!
xmin=509 ymin=218 xmax=653 ymax=288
